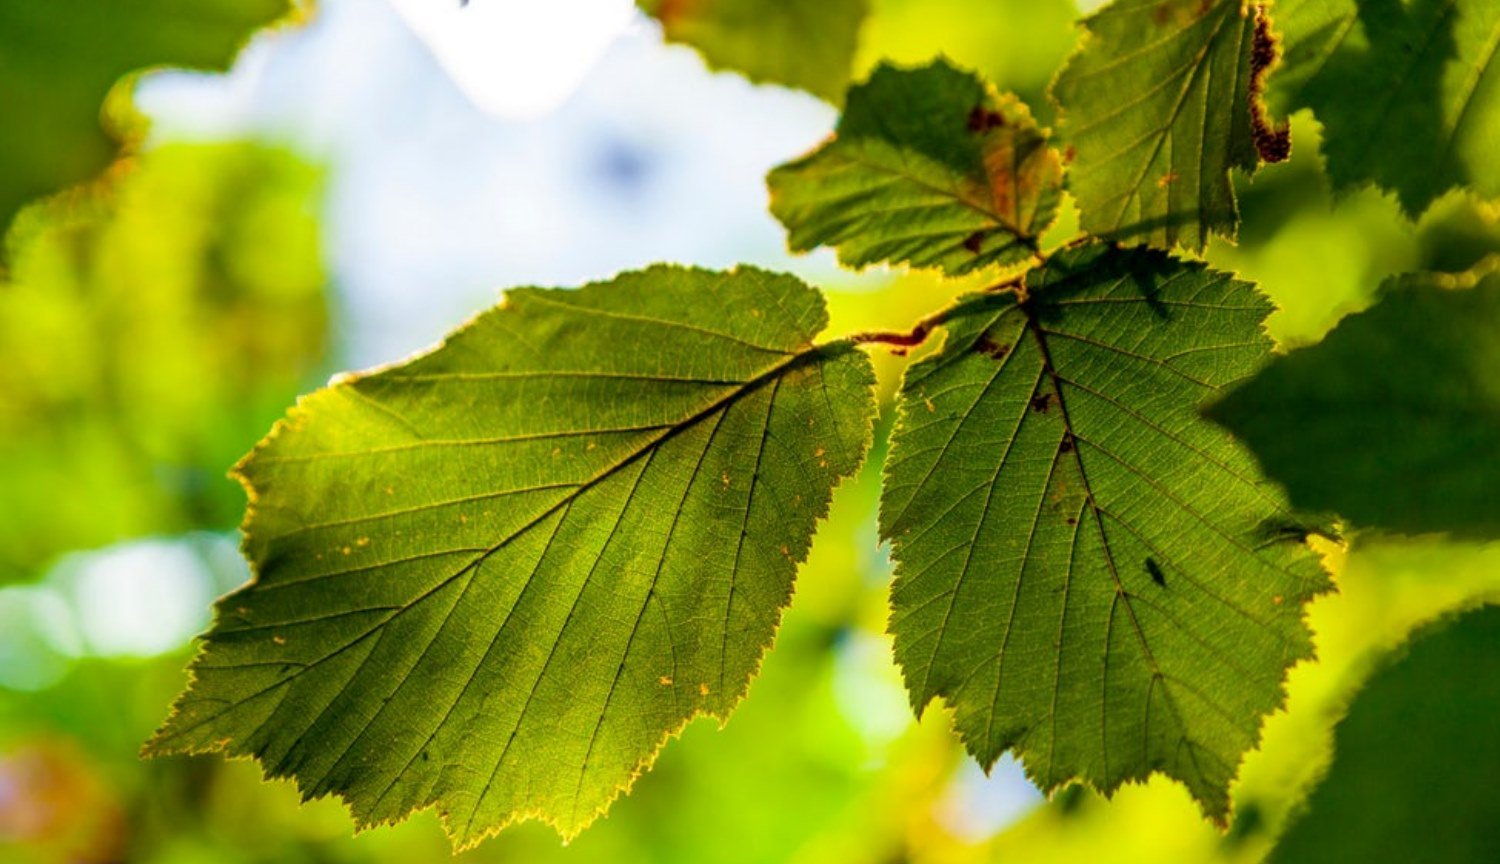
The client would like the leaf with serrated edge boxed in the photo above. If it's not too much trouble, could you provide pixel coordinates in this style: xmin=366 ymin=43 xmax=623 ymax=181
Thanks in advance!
xmin=1207 ymin=269 xmax=1500 ymax=539
xmin=637 ymin=0 xmax=868 ymax=103
xmin=1271 ymin=0 xmax=1500 ymax=216
xmin=146 ymin=265 xmax=876 ymax=848
xmin=0 ymin=0 xmax=290 ymax=253
xmin=1051 ymin=0 xmax=1280 ymax=251
xmin=881 ymin=243 xmax=1330 ymax=821
xmin=769 ymin=60 xmax=1064 ymax=276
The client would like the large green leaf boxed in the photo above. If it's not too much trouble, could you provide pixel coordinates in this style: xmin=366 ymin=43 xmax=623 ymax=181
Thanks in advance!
xmin=636 ymin=0 xmax=868 ymax=104
xmin=1207 ymin=270 xmax=1500 ymax=538
xmin=0 ymin=0 xmax=291 ymax=252
xmin=1272 ymin=0 xmax=1500 ymax=216
xmin=147 ymin=266 xmax=876 ymax=847
xmin=1271 ymin=604 xmax=1500 ymax=863
xmin=881 ymin=243 xmax=1330 ymax=821
xmin=0 ymin=142 xmax=327 ymax=583
xmin=1050 ymin=0 xmax=1286 ymax=251
xmin=768 ymin=61 xmax=1064 ymax=276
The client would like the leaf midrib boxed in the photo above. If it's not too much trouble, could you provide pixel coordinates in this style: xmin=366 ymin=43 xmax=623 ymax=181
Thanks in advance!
xmin=152 ymin=343 xmax=836 ymax=750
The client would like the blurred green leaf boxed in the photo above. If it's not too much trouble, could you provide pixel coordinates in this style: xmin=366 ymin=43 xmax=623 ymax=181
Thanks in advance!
xmin=768 ymin=61 xmax=1063 ymax=276
xmin=0 ymin=143 xmax=328 ymax=584
xmin=0 ymin=0 xmax=292 ymax=252
xmin=858 ymin=0 xmax=1080 ymax=117
xmin=637 ymin=0 xmax=868 ymax=103
xmin=1051 ymin=0 xmax=1282 ymax=251
xmin=1271 ymin=603 xmax=1500 ymax=863
xmin=881 ymin=243 xmax=1329 ymax=822
xmin=1207 ymin=268 xmax=1500 ymax=538
xmin=1272 ymin=0 xmax=1500 ymax=216
xmin=147 ymin=266 xmax=877 ymax=847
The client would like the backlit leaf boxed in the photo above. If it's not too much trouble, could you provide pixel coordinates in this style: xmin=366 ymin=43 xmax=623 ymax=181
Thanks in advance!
xmin=0 ymin=0 xmax=291 ymax=252
xmin=1272 ymin=604 xmax=1500 ymax=863
xmin=147 ymin=266 xmax=876 ymax=847
xmin=881 ymin=242 xmax=1330 ymax=821
xmin=1207 ymin=269 xmax=1500 ymax=538
xmin=637 ymin=0 xmax=868 ymax=103
xmin=1272 ymin=0 xmax=1500 ymax=216
xmin=1050 ymin=0 xmax=1288 ymax=250
xmin=768 ymin=61 xmax=1064 ymax=275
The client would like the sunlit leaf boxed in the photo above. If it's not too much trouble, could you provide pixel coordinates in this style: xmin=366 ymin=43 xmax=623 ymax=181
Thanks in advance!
xmin=0 ymin=143 xmax=328 ymax=583
xmin=637 ymin=0 xmax=868 ymax=103
xmin=1050 ymin=0 xmax=1288 ymax=251
xmin=768 ymin=61 xmax=1064 ymax=275
xmin=147 ymin=266 xmax=876 ymax=847
xmin=1207 ymin=269 xmax=1500 ymax=538
xmin=0 ymin=0 xmax=291 ymax=251
xmin=1272 ymin=0 xmax=1500 ymax=216
xmin=1272 ymin=604 xmax=1500 ymax=863
xmin=881 ymin=242 xmax=1330 ymax=821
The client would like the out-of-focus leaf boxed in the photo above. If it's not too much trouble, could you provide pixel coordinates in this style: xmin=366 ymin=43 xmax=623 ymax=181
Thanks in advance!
xmin=881 ymin=242 xmax=1329 ymax=822
xmin=0 ymin=0 xmax=292 ymax=252
xmin=1207 ymin=269 xmax=1500 ymax=538
xmin=0 ymin=143 xmax=328 ymax=583
xmin=147 ymin=266 xmax=877 ymax=847
xmin=769 ymin=61 xmax=1063 ymax=276
xmin=1272 ymin=0 xmax=1500 ymax=216
xmin=1051 ymin=0 xmax=1287 ymax=251
xmin=857 ymin=0 xmax=1080 ymax=116
xmin=637 ymin=0 xmax=868 ymax=103
xmin=1272 ymin=603 xmax=1500 ymax=863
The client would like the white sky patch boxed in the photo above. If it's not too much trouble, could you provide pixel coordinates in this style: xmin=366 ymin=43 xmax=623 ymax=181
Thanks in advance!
xmin=60 ymin=540 xmax=214 ymax=658
xmin=388 ymin=0 xmax=636 ymax=118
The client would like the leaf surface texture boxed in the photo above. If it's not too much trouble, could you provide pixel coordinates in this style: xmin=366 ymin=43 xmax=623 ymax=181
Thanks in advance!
xmin=769 ymin=61 xmax=1064 ymax=275
xmin=1051 ymin=0 xmax=1271 ymax=250
xmin=881 ymin=243 xmax=1329 ymax=820
xmin=148 ymin=266 xmax=876 ymax=846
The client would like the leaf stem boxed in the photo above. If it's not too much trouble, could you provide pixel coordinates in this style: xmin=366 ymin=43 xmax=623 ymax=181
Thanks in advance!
xmin=845 ymin=273 xmax=1026 ymax=351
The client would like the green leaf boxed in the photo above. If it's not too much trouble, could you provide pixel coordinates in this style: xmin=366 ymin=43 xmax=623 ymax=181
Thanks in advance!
xmin=0 ymin=142 xmax=327 ymax=583
xmin=881 ymin=243 xmax=1330 ymax=821
xmin=637 ymin=0 xmax=868 ymax=103
xmin=1272 ymin=0 xmax=1500 ymax=216
xmin=1050 ymin=0 xmax=1287 ymax=251
xmin=0 ymin=0 xmax=291 ymax=252
xmin=1271 ymin=604 xmax=1500 ymax=863
xmin=768 ymin=61 xmax=1064 ymax=276
xmin=146 ymin=266 xmax=876 ymax=847
xmin=1206 ymin=270 xmax=1500 ymax=538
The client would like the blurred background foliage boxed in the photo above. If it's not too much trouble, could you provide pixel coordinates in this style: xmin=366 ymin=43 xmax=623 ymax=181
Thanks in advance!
xmin=2 ymin=1 xmax=1498 ymax=862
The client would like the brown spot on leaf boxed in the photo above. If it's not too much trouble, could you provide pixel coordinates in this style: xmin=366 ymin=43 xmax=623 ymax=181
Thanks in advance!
xmin=1030 ymin=392 xmax=1055 ymax=414
xmin=963 ymin=230 xmax=986 ymax=254
xmin=1059 ymin=434 xmax=1075 ymax=454
xmin=976 ymin=336 xmax=1011 ymax=360
xmin=967 ymin=104 xmax=1007 ymax=133
xmin=1249 ymin=5 xmax=1292 ymax=163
